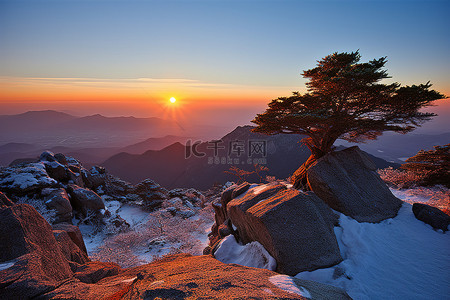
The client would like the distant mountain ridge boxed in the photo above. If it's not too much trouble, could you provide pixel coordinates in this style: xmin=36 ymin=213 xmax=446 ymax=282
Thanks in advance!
xmin=102 ymin=126 xmax=399 ymax=190
xmin=0 ymin=135 xmax=189 ymax=167
xmin=337 ymin=132 xmax=450 ymax=163
xmin=0 ymin=110 xmax=184 ymax=148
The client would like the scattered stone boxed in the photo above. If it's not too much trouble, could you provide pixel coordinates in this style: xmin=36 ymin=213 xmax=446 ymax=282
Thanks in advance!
xmin=167 ymin=197 xmax=183 ymax=206
xmin=39 ymin=150 xmax=57 ymax=162
xmin=218 ymin=220 xmax=233 ymax=238
xmin=67 ymin=184 xmax=105 ymax=214
xmin=74 ymin=261 xmax=122 ymax=284
xmin=307 ymin=146 xmax=403 ymax=223
xmin=110 ymin=215 xmax=130 ymax=229
xmin=54 ymin=153 xmax=68 ymax=165
xmin=231 ymin=182 xmax=251 ymax=199
xmin=44 ymin=160 xmax=69 ymax=182
xmin=412 ymin=203 xmax=450 ymax=231
xmin=43 ymin=188 xmax=73 ymax=223
xmin=68 ymin=168 xmax=85 ymax=187
xmin=104 ymin=177 xmax=133 ymax=198
xmin=178 ymin=209 xmax=195 ymax=219
xmin=165 ymin=207 xmax=177 ymax=216
xmin=134 ymin=179 xmax=162 ymax=194
xmin=82 ymin=166 xmax=107 ymax=190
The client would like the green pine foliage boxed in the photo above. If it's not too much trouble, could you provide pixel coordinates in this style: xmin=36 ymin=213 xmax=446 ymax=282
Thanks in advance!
xmin=252 ymin=51 xmax=444 ymax=156
xmin=252 ymin=51 xmax=445 ymax=188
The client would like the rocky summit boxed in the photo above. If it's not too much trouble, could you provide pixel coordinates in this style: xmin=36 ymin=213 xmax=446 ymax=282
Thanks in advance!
xmin=0 ymin=189 xmax=350 ymax=299
xmin=1 ymin=148 xmax=448 ymax=299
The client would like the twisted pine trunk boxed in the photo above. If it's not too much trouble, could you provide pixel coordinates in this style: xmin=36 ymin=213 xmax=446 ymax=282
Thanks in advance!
xmin=291 ymin=154 xmax=317 ymax=190
xmin=291 ymin=136 xmax=335 ymax=190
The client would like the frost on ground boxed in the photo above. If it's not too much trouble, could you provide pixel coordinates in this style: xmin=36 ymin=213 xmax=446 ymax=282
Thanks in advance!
xmin=84 ymin=198 xmax=215 ymax=268
xmin=0 ymin=163 xmax=57 ymax=190
xmin=214 ymin=234 xmax=277 ymax=271
xmin=215 ymin=187 xmax=449 ymax=299
xmin=390 ymin=186 xmax=449 ymax=213
xmin=16 ymin=196 xmax=57 ymax=224
xmin=269 ymin=275 xmax=312 ymax=298
xmin=296 ymin=200 xmax=450 ymax=300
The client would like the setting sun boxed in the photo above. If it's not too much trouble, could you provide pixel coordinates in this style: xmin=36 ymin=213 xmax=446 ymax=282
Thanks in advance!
xmin=169 ymin=97 xmax=176 ymax=103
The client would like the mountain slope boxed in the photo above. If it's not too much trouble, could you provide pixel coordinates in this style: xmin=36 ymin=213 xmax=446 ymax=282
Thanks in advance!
xmin=102 ymin=126 xmax=398 ymax=189
xmin=0 ymin=110 xmax=185 ymax=148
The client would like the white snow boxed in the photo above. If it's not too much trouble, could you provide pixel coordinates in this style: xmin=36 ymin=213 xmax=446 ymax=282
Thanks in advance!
xmin=269 ymin=275 xmax=311 ymax=298
xmin=295 ymin=202 xmax=450 ymax=300
xmin=0 ymin=260 xmax=16 ymax=271
xmin=121 ymin=277 xmax=136 ymax=283
xmin=77 ymin=223 xmax=105 ymax=255
xmin=0 ymin=163 xmax=56 ymax=189
xmin=251 ymin=183 xmax=272 ymax=195
xmin=214 ymin=234 xmax=276 ymax=271
xmin=117 ymin=204 xmax=150 ymax=227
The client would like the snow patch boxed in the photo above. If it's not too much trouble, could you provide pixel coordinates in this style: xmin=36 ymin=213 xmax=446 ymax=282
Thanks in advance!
xmin=117 ymin=204 xmax=150 ymax=227
xmin=295 ymin=202 xmax=450 ymax=299
xmin=214 ymin=235 xmax=276 ymax=271
xmin=269 ymin=275 xmax=311 ymax=298
xmin=251 ymin=183 xmax=271 ymax=195
xmin=121 ymin=277 xmax=136 ymax=283
xmin=0 ymin=162 xmax=56 ymax=189
xmin=0 ymin=260 xmax=16 ymax=271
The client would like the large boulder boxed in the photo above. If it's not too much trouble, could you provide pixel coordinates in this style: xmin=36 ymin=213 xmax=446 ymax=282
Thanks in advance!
xmin=44 ymin=160 xmax=69 ymax=182
xmin=412 ymin=203 xmax=450 ymax=231
xmin=130 ymin=179 xmax=168 ymax=210
xmin=39 ymin=150 xmax=57 ymax=162
xmin=307 ymin=146 xmax=402 ymax=223
xmin=43 ymin=188 xmax=73 ymax=223
xmin=53 ymin=223 xmax=90 ymax=267
xmin=67 ymin=184 xmax=105 ymax=214
xmin=82 ymin=166 xmax=107 ymax=190
xmin=104 ymin=176 xmax=134 ymax=197
xmin=0 ymin=162 xmax=57 ymax=195
xmin=52 ymin=223 xmax=88 ymax=254
xmin=0 ymin=204 xmax=73 ymax=298
xmin=209 ymin=183 xmax=283 ymax=249
xmin=0 ymin=204 xmax=350 ymax=299
xmin=227 ymin=186 xmax=342 ymax=275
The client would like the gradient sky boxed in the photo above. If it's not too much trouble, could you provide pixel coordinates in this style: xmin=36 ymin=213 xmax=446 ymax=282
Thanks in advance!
xmin=0 ymin=0 xmax=449 ymax=127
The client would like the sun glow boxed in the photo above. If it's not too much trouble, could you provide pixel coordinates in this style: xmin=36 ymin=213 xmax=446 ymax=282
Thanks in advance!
xmin=170 ymin=97 xmax=176 ymax=103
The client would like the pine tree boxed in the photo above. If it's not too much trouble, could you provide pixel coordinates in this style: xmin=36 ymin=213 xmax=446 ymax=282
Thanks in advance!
xmin=252 ymin=51 xmax=445 ymax=189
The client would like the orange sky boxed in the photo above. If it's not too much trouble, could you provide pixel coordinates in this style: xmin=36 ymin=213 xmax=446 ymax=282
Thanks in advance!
xmin=1 ymin=76 xmax=449 ymax=133
xmin=0 ymin=76 xmax=299 ymax=119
